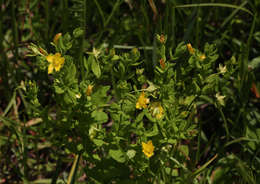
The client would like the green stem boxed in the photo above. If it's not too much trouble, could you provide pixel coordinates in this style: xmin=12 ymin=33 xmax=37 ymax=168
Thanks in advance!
xmin=104 ymin=0 xmax=122 ymax=27
xmin=218 ymin=106 xmax=230 ymax=140
xmin=195 ymin=119 xmax=202 ymax=164
xmin=94 ymin=0 xmax=105 ymax=27
xmin=51 ymin=155 xmax=63 ymax=184
xmin=80 ymin=0 xmax=87 ymax=78
xmin=22 ymin=123 xmax=29 ymax=183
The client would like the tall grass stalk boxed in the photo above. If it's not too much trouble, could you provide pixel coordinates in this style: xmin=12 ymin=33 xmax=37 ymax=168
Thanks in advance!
xmin=11 ymin=0 xmax=18 ymax=62
xmin=67 ymin=154 xmax=81 ymax=184
xmin=80 ymin=0 xmax=87 ymax=77
xmin=174 ymin=3 xmax=253 ymax=16
xmin=93 ymin=0 xmax=105 ymax=27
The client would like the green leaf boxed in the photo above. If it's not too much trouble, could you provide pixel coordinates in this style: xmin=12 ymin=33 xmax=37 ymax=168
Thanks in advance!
xmin=126 ymin=149 xmax=136 ymax=159
xmin=112 ymin=55 xmax=120 ymax=61
xmin=179 ymin=145 xmax=189 ymax=157
xmin=77 ymin=144 xmax=83 ymax=151
xmin=146 ymin=81 xmax=159 ymax=92
xmin=184 ymin=95 xmax=196 ymax=106
xmin=249 ymin=56 xmax=260 ymax=69
xmin=93 ymin=139 xmax=105 ymax=147
xmin=63 ymin=56 xmax=77 ymax=85
xmin=167 ymin=139 xmax=177 ymax=144
xmin=54 ymin=85 xmax=64 ymax=94
xmin=59 ymin=33 xmax=72 ymax=52
xmin=91 ymin=111 xmax=108 ymax=123
xmin=93 ymin=154 xmax=101 ymax=161
xmin=91 ymin=86 xmax=111 ymax=105
xmin=165 ymin=167 xmax=179 ymax=176
xmin=146 ymin=123 xmax=159 ymax=137
xmin=192 ymin=81 xmax=200 ymax=93
xmin=73 ymin=27 xmax=84 ymax=38
xmin=64 ymin=89 xmax=77 ymax=104
xmin=91 ymin=57 xmax=101 ymax=78
xmin=109 ymin=149 xmax=126 ymax=163
xmin=135 ymin=111 xmax=145 ymax=123
xmin=173 ymin=42 xmax=186 ymax=59
xmin=83 ymin=56 xmax=89 ymax=72
xmin=199 ymin=95 xmax=214 ymax=104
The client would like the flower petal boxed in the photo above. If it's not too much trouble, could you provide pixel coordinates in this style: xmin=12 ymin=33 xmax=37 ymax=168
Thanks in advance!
xmin=46 ymin=55 xmax=54 ymax=63
xmin=48 ymin=64 xmax=54 ymax=74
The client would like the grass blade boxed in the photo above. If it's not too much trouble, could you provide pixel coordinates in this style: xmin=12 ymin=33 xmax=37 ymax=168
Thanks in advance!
xmin=174 ymin=3 xmax=253 ymax=16
xmin=191 ymin=154 xmax=218 ymax=178
xmin=67 ymin=154 xmax=80 ymax=184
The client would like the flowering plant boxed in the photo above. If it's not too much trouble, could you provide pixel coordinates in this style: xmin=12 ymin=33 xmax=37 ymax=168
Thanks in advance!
xmin=26 ymin=29 xmax=238 ymax=183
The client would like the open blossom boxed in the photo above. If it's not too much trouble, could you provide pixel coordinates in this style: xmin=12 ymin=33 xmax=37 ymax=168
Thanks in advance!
xmin=46 ymin=53 xmax=65 ymax=74
xmin=187 ymin=43 xmax=195 ymax=54
xmin=136 ymin=91 xmax=149 ymax=109
xmin=219 ymin=64 xmax=227 ymax=74
xmin=216 ymin=92 xmax=225 ymax=106
xmin=93 ymin=47 xmax=101 ymax=59
xmin=142 ymin=140 xmax=154 ymax=158
xmin=75 ymin=94 xmax=81 ymax=99
xmin=150 ymin=102 xmax=164 ymax=119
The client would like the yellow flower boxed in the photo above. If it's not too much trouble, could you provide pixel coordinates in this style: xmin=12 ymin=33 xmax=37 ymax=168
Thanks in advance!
xmin=136 ymin=91 xmax=149 ymax=109
xmin=215 ymin=92 xmax=225 ymax=106
xmin=46 ymin=53 xmax=65 ymax=74
xmin=86 ymin=85 xmax=94 ymax=96
xmin=93 ymin=47 xmax=101 ymax=59
xmin=219 ymin=64 xmax=227 ymax=74
xmin=75 ymin=94 xmax=81 ymax=99
xmin=150 ymin=102 xmax=164 ymax=119
xmin=142 ymin=140 xmax=154 ymax=158
xmin=53 ymin=33 xmax=62 ymax=45
xmin=187 ymin=43 xmax=195 ymax=54
xmin=199 ymin=54 xmax=206 ymax=61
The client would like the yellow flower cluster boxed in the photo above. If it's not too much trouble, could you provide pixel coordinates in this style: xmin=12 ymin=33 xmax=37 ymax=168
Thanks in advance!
xmin=142 ymin=140 xmax=154 ymax=158
xmin=136 ymin=92 xmax=150 ymax=109
xmin=46 ymin=53 xmax=65 ymax=74
xmin=136 ymin=92 xmax=164 ymax=120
